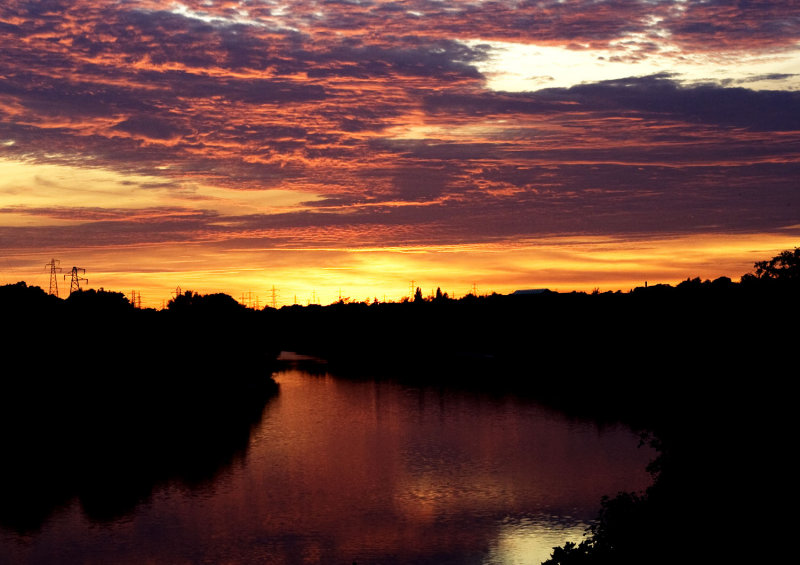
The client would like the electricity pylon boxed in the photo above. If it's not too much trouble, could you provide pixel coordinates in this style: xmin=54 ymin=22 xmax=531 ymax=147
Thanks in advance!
xmin=45 ymin=258 xmax=61 ymax=297
xmin=240 ymin=290 xmax=255 ymax=308
xmin=64 ymin=266 xmax=87 ymax=295
xmin=130 ymin=290 xmax=142 ymax=308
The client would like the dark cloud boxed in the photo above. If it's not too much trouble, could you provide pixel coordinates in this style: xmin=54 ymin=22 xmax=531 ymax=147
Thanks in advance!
xmin=390 ymin=166 xmax=453 ymax=202
xmin=547 ymin=75 xmax=800 ymax=131
xmin=423 ymin=91 xmax=564 ymax=117
xmin=113 ymin=115 xmax=192 ymax=140
xmin=734 ymin=73 xmax=798 ymax=84
xmin=425 ymin=74 xmax=800 ymax=132
xmin=0 ymin=207 xmax=223 ymax=247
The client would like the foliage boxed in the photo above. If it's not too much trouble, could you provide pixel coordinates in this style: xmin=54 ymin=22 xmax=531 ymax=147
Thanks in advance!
xmin=65 ymin=287 xmax=132 ymax=313
xmin=749 ymin=247 xmax=800 ymax=281
xmin=542 ymin=433 xmax=679 ymax=565
xmin=0 ymin=281 xmax=59 ymax=305
xmin=542 ymin=490 xmax=654 ymax=565
xmin=166 ymin=290 xmax=244 ymax=313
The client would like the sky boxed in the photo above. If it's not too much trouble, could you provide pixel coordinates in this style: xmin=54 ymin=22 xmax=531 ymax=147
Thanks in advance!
xmin=1 ymin=0 xmax=799 ymax=307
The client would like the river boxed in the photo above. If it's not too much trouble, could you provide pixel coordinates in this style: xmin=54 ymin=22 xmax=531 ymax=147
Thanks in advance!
xmin=0 ymin=362 xmax=654 ymax=564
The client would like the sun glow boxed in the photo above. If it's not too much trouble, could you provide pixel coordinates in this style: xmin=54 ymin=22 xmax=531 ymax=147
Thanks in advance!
xmin=4 ymin=231 xmax=798 ymax=310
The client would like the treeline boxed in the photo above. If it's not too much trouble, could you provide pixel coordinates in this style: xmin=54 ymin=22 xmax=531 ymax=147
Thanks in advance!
xmin=1 ymin=282 xmax=280 ymax=426
xmin=270 ymin=262 xmax=797 ymax=414
xmin=4 ymin=247 xmax=799 ymax=422
xmin=1 ymin=283 xmax=280 ymax=378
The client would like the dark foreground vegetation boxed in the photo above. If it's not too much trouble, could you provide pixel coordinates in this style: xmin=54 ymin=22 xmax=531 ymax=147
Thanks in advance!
xmin=0 ymin=286 xmax=278 ymax=532
xmin=537 ymin=250 xmax=799 ymax=565
xmin=1 ymin=247 xmax=797 ymax=561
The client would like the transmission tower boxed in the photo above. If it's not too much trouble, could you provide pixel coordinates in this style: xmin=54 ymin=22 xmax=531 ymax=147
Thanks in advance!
xmin=130 ymin=290 xmax=142 ymax=308
xmin=64 ymin=266 xmax=87 ymax=295
xmin=167 ymin=286 xmax=184 ymax=309
xmin=268 ymin=285 xmax=279 ymax=309
xmin=240 ymin=290 xmax=255 ymax=308
xmin=45 ymin=258 xmax=61 ymax=297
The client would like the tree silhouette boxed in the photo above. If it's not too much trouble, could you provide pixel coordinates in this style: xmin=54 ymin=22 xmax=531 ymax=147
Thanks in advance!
xmin=751 ymin=247 xmax=800 ymax=281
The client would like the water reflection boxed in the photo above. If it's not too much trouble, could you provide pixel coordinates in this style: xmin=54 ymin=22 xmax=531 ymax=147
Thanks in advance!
xmin=246 ymin=370 xmax=653 ymax=564
xmin=0 ymin=371 xmax=275 ymax=534
xmin=487 ymin=516 xmax=589 ymax=565
xmin=1 ymin=367 xmax=653 ymax=565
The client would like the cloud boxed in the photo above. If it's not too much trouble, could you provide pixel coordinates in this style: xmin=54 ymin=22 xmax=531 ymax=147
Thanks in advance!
xmin=545 ymin=74 xmax=800 ymax=131
xmin=1 ymin=0 xmax=798 ymax=259
xmin=663 ymin=0 xmax=800 ymax=50
xmin=425 ymin=73 xmax=800 ymax=131
xmin=113 ymin=115 xmax=193 ymax=141
xmin=732 ymin=73 xmax=799 ymax=85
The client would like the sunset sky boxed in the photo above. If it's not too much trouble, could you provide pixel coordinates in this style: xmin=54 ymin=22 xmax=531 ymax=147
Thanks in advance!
xmin=1 ymin=0 xmax=799 ymax=307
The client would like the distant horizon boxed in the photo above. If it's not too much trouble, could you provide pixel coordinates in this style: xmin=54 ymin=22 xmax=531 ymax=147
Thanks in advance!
xmin=5 ymin=238 xmax=788 ymax=309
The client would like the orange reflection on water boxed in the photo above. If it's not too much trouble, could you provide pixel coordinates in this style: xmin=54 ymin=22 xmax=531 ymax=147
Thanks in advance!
xmin=198 ymin=369 xmax=653 ymax=563
xmin=0 ymin=367 xmax=657 ymax=565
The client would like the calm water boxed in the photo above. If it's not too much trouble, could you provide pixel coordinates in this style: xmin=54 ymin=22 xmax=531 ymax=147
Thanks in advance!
xmin=1 ymin=365 xmax=654 ymax=565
